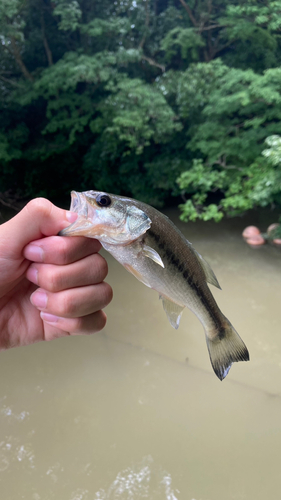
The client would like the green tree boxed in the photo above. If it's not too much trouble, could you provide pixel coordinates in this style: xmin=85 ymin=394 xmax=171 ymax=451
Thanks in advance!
xmin=175 ymin=60 xmax=281 ymax=220
xmin=1 ymin=0 xmax=281 ymax=216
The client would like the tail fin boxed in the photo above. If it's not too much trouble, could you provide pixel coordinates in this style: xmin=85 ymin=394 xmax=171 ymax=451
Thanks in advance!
xmin=205 ymin=319 xmax=249 ymax=381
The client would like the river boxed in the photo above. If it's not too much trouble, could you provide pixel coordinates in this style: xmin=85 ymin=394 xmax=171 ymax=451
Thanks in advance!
xmin=0 ymin=207 xmax=281 ymax=499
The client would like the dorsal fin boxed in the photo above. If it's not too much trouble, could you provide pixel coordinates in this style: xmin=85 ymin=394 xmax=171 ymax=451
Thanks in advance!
xmin=193 ymin=248 xmax=221 ymax=289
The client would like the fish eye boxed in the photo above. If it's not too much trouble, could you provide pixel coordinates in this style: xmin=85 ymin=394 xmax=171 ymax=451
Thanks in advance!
xmin=96 ymin=194 xmax=112 ymax=207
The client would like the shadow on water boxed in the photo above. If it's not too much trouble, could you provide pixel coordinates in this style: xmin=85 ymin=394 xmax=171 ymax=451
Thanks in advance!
xmin=0 ymin=207 xmax=281 ymax=499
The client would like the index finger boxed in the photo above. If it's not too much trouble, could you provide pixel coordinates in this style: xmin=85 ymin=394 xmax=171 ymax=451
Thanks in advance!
xmin=24 ymin=235 xmax=102 ymax=265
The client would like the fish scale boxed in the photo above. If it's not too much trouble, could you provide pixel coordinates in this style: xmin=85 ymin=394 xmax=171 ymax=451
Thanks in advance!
xmin=145 ymin=223 xmax=219 ymax=322
xmin=59 ymin=190 xmax=250 ymax=381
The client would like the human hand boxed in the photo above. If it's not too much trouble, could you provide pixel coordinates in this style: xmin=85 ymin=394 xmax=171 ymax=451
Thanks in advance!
xmin=0 ymin=198 xmax=112 ymax=350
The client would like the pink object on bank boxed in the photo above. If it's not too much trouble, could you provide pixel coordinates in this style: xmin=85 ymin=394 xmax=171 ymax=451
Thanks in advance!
xmin=242 ymin=226 xmax=260 ymax=239
xmin=246 ymin=235 xmax=266 ymax=246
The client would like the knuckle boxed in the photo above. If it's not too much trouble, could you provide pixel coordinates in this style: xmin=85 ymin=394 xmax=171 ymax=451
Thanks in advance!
xmin=101 ymin=282 xmax=113 ymax=306
xmin=25 ymin=198 xmax=54 ymax=219
xmin=94 ymin=255 xmax=108 ymax=281
xmin=73 ymin=316 xmax=84 ymax=332
xmin=85 ymin=238 xmax=102 ymax=254
xmin=60 ymin=293 xmax=76 ymax=316
xmin=48 ymin=271 xmax=63 ymax=293
xmin=57 ymin=238 xmax=69 ymax=265
xmin=37 ymin=265 xmax=64 ymax=292
xmin=95 ymin=311 xmax=107 ymax=331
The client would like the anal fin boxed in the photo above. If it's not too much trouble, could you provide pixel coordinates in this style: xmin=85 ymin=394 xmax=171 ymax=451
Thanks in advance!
xmin=160 ymin=295 xmax=184 ymax=330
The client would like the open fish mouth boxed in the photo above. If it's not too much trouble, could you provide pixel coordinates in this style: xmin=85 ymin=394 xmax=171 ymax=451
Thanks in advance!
xmin=59 ymin=191 xmax=94 ymax=236
xmin=69 ymin=191 xmax=87 ymax=215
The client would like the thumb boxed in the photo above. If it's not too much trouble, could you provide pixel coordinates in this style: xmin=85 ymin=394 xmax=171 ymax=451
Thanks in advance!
xmin=0 ymin=198 xmax=76 ymax=259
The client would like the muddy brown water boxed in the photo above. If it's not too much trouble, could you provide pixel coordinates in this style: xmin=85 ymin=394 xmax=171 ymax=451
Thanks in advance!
xmin=0 ymin=207 xmax=281 ymax=499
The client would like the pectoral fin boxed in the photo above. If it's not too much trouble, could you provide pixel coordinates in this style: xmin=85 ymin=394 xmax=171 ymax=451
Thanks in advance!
xmin=160 ymin=295 xmax=184 ymax=330
xmin=143 ymin=245 xmax=165 ymax=268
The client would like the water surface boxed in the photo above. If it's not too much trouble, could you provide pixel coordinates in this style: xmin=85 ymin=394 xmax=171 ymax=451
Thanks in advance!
xmin=0 ymin=208 xmax=281 ymax=499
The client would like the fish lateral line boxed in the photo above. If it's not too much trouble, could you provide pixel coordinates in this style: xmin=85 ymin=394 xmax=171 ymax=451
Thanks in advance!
xmin=148 ymin=228 xmax=194 ymax=277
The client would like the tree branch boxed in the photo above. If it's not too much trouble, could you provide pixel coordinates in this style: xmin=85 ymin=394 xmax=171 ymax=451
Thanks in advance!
xmin=200 ymin=23 xmax=229 ymax=32
xmin=10 ymin=37 xmax=34 ymax=82
xmin=41 ymin=10 xmax=53 ymax=66
xmin=211 ymin=38 xmax=237 ymax=58
xmin=0 ymin=75 xmax=24 ymax=88
xmin=138 ymin=0 xmax=150 ymax=49
xmin=213 ymin=155 xmax=243 ymax=172
xmin=178 ymin=0 xmax=197 ymax=27
xmin=141 ymin=54 xmax=165 ymax=73
xmin=154 ymin=0 xmax=158 ymax=16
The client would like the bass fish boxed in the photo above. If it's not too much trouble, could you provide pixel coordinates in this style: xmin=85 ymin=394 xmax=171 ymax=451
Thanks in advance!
xmin=59 ymin=191 xmax=249 ymax=380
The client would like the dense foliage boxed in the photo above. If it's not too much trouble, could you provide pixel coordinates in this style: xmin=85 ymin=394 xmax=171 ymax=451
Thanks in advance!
xmin=1 ymin=0 xmax=281 ymax=219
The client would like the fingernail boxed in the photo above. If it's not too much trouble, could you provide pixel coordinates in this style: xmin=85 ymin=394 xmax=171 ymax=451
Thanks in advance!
xmin=66 ymin=211 xmax=78 ymax=223
xmin=26 ymin=266 xmax=38 ymax=285
xmin=25 ymin=245 xmax=44 ymax=262
xmin=40 ymin=312 xmax=59 ymax=324
xmin=30 ymin=290 xmax=47 ymax=309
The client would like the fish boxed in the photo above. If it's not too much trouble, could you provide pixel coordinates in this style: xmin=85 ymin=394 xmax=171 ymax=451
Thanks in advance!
xmin=59 ymin=190 xmax=249 ymax=380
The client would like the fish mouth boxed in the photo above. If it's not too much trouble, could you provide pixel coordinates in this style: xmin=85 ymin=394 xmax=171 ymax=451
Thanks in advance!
xmin=69 ymin=191 xmax=88 ymax=216
xmin=59 ymin=191 xmax=94 ymax=236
